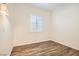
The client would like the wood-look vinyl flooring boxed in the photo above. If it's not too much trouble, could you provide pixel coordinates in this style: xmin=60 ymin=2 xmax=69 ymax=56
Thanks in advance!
xmin=11 ymin=40 xmax=79 ymax=56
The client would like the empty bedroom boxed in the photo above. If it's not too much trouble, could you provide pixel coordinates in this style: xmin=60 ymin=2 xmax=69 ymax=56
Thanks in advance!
xmin=0 ymin=3 xmax=79 ymax=56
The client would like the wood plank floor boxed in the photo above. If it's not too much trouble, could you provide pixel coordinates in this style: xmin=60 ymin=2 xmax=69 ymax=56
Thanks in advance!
xmin=11 ymin=40 xmax=79 ymax=56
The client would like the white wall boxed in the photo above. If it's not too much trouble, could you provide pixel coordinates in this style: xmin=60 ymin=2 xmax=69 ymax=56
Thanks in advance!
xmin=0 ymin=4 xmax=13 ymax=55
xmin=52 ymin=4 xmax=79 ymax=50
xmin=0 ymin=15 xmax=12 ymax=55
xmin=11 ymin=4 xmax=51 ymax=46
xmin=0 ymin=4 xmax=14 ymax=56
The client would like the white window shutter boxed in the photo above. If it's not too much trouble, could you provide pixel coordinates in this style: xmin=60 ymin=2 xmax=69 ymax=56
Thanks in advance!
xmin=30 ymin=15 xmax=43 ymax=32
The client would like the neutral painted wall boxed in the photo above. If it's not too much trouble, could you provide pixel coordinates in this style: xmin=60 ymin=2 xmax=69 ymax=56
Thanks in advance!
xmin=11 ymin=4 xmax=51 ymax=46
xmin=0 ymin=4 xmax=14 ymax=55
xmin=52 ymin=4 xmax=79 ymax=50
xmin=0 ymin=15 xmax=12 ymax=55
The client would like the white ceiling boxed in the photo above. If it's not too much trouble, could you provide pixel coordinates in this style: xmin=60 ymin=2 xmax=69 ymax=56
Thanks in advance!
xmin=27 ymin=3 xmax=60 ymax=11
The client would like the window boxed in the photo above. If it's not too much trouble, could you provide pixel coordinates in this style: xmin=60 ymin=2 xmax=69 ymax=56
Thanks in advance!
xmin=30 ymin=15 xmax=43 ymax=32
